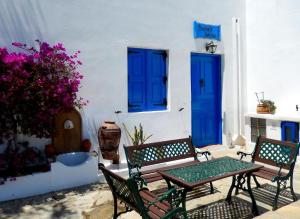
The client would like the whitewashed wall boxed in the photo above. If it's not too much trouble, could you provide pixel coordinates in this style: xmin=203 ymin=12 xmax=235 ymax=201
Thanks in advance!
xmin=246 ymin=0 xmax=300 ymax=115
xmin=0 ymin=0 xmax=245 ymax=162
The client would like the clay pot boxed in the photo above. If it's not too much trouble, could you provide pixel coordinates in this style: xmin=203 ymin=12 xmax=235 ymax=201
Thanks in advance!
xmin=45 ymin=144 xmax=56 ymax=158
xmin=256 ymin=104 xmax=270 ymax=114
xmin=98 ymin=121 xmax=121 ymax=164
xmin=81 ymin=139 xmax=92 ymax=152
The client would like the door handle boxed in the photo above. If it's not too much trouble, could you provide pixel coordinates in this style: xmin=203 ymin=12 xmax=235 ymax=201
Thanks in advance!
xmin=199 ymin=79 xmax=205 ymax=88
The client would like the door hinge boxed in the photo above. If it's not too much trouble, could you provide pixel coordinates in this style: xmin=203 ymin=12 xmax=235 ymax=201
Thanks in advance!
xmin=163 ymin=76 xmax=168 ymax=84
xmin=128 ymin=103 xmax=140 ymax=107
xmin=199 ymin=79 xmax=205 ymax=88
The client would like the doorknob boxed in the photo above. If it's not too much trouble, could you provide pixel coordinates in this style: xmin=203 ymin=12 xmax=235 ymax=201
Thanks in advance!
xmin=199 ymin=79 xmax=205 ymax=88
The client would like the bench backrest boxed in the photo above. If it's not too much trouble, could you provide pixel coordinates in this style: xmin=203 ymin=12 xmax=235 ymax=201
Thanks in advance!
xmin=124 ymin=137 xmax=197 ymax=172
xmin=99 ymin=165 xmax=154 ymax=219
xmin=99 ymin=165 xmax=138 ymax=210
xmin=253 ymin=136 xmax=299 ymax=170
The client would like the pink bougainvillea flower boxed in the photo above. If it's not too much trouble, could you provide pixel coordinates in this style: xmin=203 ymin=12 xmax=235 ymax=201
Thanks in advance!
xmin=0 ymin=40 xmax=86 ymax=140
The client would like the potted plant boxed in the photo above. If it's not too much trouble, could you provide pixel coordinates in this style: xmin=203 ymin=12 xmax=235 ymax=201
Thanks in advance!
xmin=257 ymin=100 xmax=276 ymax=114
xmin=255 ymin=92 xmax=276 ymax=114
xmin=123 ymin=123 xmax=152 ymax=146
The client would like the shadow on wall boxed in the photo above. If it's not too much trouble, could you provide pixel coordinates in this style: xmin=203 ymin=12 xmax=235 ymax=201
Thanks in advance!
xmin=0 ymin=0 xmax=47 ymax=48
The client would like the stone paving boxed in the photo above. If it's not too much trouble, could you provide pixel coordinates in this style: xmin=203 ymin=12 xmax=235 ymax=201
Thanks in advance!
xmin=0 ymin=145 xmax=300 ymax=219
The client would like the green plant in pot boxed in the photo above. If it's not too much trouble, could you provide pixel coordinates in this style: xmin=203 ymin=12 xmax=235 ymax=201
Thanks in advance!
xmin=123 ymin=123 xmax=155 ymax=162
xmin=123 ymin=123 xmax=152 ymax=146
xmin=261 ymin=100 xmax=276 ymax=114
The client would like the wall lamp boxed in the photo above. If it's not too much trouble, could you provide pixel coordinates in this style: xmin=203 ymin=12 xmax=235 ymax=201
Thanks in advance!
xmin=205 ymin=41 xmax=217 ymax=54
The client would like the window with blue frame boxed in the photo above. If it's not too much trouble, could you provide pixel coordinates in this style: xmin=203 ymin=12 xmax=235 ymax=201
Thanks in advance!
xmin=128 ymin=48 xmax=167 ymax=112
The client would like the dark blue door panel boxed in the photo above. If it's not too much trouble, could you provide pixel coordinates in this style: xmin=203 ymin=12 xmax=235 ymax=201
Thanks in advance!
xmin=191 ymin=53 xmax=221 ymax=147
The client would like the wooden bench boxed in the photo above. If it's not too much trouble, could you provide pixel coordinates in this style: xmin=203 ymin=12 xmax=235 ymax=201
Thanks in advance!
xmin=123 ymin=137 xmax=213 ymax=193
xmin=237 ymin=136 xmax=299 ymax=210
xmin=99 ymin=164 xmax=188 ymax=219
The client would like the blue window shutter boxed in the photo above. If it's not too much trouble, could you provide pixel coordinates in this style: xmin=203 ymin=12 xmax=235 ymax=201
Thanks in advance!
xmin=128 ymin=49 xmax=146 ymax=112
xmin=147 ymin=50 xmax=167 ymax=110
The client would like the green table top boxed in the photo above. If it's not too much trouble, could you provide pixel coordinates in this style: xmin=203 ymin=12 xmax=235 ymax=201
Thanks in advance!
xmin=160 ymin=156 xmax=261 ymax=188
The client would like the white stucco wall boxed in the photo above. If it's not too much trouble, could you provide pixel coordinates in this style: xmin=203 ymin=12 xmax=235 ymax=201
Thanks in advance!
xmin=0 ymin=0 xmax=245 ymax=162
xmin=246 ymin=0 xmax=300 ymax=115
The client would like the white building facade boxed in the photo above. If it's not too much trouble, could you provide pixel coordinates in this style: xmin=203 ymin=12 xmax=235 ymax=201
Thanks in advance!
xmin=0 ymin=0 xmax=247 ymax=162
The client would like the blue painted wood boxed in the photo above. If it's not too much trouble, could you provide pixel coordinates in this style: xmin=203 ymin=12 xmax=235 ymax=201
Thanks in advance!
xmin=191 ymin=53 xmax=222 ymax=147
xmin=147 ymin=50 xmax=167 ymax=111
xmin=128 ymin=48 xmax=167 ymax=112
xmin=281 ymin=121 xmax=299 ymax=143
xmin=193 ymin=21 xmax=221 ymax=41
xmin=128 ymin=48 xmax=146 ymax=112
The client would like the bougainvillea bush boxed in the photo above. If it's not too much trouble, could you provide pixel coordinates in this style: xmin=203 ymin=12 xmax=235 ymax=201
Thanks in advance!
xmin=0 ymin=40 xmax=86 ymax=141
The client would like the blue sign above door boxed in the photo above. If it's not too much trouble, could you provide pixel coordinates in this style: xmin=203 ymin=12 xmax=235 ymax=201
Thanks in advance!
xmin=193 ymin=21 xmax=221 ymax=41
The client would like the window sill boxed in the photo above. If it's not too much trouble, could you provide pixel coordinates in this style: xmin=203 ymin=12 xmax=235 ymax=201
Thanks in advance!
xmin=128 ymin=109 xmax=170 ymax=114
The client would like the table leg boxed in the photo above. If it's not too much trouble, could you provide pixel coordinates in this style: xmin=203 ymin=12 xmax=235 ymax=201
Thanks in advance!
xmin=182 ymin=189 xmax=188 ymax=213
xmin=247 ymin=173 xmax=259 ymax=216
xmin=225 ymin=175 xmax=236 ymax=203
xmin=165 ymin=178 xmax=172 ymax=190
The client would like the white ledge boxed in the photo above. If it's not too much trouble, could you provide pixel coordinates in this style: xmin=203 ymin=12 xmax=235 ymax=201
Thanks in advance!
xmin=245 ymin=113 xmax=300 ymax=122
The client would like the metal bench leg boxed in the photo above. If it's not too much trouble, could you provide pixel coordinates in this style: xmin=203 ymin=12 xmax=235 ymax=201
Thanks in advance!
xmin=226 ymin=175 xmax=236 ymax=204
xmin=253 ymin=175 xmax=261 ymax=188
xmin=273 ymin=180 xmax=281 ymax=211
xmin=234 ymin=174 xmax=242 ymax=195
xmin=247 ymin=173 xmax=259 ymax=216
xmin=290 ymin=175 xmax=298 ymax=202
xmin=209 ymin=182 xmax=214 ymax=194
xmin=182 ymin=210 xmax=188 ymax=219
xmin=113 ymin=194 xmax=118 ymax=219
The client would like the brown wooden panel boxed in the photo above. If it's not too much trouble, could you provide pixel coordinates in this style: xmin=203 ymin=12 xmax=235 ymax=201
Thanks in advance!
xmin=253 ymin=166 xmax=287 ymax=180
xmin=53 ymin=109 xmax=82 ymax=154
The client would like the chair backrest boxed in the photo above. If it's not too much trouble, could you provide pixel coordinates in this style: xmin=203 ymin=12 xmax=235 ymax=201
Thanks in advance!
xmin=253 ymin=136 xmax=299 ymax=170
xmin=124 ymin=137 xmax=197 ymax=171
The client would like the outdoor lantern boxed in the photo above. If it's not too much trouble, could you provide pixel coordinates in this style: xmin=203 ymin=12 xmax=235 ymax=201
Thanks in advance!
xmin=205 ymin=41 xmax=217 ymax=54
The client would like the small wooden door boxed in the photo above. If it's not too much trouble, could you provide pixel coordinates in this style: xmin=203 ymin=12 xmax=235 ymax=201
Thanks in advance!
xmin=53 ymin=109 xmax=82 ymax=154
xmin=191 ymin=53 xmax=222 ymax=147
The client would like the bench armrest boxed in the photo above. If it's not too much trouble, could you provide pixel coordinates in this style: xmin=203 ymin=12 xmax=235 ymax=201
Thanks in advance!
xmin=271 ymin=160 xmax=295 ymax=182
xmin=195 ymin=149 xmax=211 ymax=161
xmin=128 ymin=162 xmax=142 ymax=176
xmin=148 ymin=187 xmax=176 ymax=206
xmin=131 ymin=171 xmax=147 ymax=188
xmin=147 ymin=187 xmax=186 ymax=210
xmin=237 ymin=151 xmax=253 ymax=160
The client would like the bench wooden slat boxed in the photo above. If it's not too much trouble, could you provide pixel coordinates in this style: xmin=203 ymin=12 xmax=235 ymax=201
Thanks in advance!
xmin=140 ymin=160 xmax=200 ymax=175
xmin=142 ymin=175 xmax=163 ymax=183
xmin=140 ymin=189 xmax=170 ymax=212
xmin=148 ymin=211 xmax=161 ymax=219
xmin=253 ymin=166 xmax=287 ymax=180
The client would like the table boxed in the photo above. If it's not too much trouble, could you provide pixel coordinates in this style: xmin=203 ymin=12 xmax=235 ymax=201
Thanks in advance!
xmin=158 ymin=156 xmax=263 ymax=216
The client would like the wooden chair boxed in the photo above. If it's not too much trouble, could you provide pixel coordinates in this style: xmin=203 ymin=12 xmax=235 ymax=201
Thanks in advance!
xmin=237 ymin=136 xmax=299 ymax=210
xmin=99 ymin=164 xmax=188 ymax=219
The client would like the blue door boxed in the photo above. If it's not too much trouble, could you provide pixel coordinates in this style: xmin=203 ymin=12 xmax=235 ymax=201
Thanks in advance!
xmin=191 ymin=53 xmax=222 ymax=147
